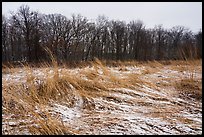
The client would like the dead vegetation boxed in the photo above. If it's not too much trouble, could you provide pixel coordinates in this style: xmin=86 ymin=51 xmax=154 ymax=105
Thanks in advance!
xmin=2 ymin=59 xmax=202 ymax=135
xmin=175 ymin=78 xmax=202 ymax=100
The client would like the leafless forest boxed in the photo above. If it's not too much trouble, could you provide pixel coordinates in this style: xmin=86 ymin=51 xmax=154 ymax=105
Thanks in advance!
xmin=2 ymin=5 xmax=202 ymax=65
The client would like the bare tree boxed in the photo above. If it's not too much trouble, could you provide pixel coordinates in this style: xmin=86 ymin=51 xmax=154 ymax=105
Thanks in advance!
xmin=70 ymin=14 xmax=89 ymax=62
xmin=2 ymin=15 xmax=9 ymax=62
xmin=2 ymin=5 xmax=202 ymax=65
xmin=195 ymin=31 xmax=202 ymax=58
xmin=128 ymin=20 xmax=144 ymax=60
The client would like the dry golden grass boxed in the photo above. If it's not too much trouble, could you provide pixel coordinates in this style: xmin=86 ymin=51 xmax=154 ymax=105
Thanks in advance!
xmin=175 ymin=78 xmax=202 ymax=100
xmin=27 ymin=111 xmax=79 ymax=135
xmin=2 ymin=58 xmax=202 ymax=135
xmin=168 ymin=59 xmax=202 ymax=101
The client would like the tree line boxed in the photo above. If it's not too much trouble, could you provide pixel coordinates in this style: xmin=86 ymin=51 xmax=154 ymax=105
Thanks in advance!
xmin=2 ymin=5 xmax=202 ymax=64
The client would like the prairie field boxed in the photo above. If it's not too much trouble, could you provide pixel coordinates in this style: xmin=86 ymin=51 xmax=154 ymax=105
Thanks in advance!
xmin=2 ymin=59 xmax=202 ymax=135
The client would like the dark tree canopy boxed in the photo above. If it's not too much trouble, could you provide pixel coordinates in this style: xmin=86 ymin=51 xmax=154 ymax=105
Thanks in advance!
xmin=2 ymin=5 xmax=202 ymax=65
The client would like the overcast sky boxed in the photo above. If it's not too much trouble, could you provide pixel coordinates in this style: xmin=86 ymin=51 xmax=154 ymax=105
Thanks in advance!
xmin=2 ymin=2 xmax=202 ymax=33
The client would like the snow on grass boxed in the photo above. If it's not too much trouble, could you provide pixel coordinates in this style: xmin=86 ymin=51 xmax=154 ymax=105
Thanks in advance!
xmin=2 ymin=72 xmax=27 ymax=84
xmin=2 ymin=61 xmax=202 ymax=135
xmin=51 ymin=104 xmax=81 ymax=122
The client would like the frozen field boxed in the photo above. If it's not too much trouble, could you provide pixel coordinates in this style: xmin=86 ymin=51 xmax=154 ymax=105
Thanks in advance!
xmin=2 ymin=60 xmax=202 ymax=135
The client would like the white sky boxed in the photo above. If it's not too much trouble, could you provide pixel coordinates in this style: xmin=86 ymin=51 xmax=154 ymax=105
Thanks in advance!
xmin=2 ymin=2 xmax=202 ymax=33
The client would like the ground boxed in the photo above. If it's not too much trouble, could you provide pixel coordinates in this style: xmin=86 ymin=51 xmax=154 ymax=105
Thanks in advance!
xmin=2 ymin=60 xmax=202 ymax=135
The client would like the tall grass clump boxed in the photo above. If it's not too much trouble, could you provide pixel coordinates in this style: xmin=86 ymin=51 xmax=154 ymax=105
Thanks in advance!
xmin=173 ymin=53 xmax=202 ymax=101
xmin=175 ymin=78 xmax=202 ymax=100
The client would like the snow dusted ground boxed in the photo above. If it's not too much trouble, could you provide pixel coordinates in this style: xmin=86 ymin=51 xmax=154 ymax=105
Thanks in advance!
xmin=2 ymin=63 xmax=202 ymax=135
